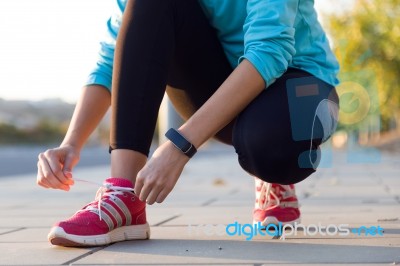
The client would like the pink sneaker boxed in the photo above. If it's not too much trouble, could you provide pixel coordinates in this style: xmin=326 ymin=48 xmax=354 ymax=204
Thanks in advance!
xmin=48 ymin=177 xmax=150 ymax=247
xmin=253 ymin=178 xmax=301 ymax=226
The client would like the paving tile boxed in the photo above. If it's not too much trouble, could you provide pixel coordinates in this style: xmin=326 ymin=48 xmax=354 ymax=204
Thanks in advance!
xmin=206 ymin=197 xmax=254 ymax=207
xmin=0 ymin=242 xmax=98 ymax=265
xmin=159 ymin=206 xmax=253 ymax=226
xmin=0 ymin=228 xmax=52 ymax=243
xmin=158 ymin=190 xmax=231 ymax=207
xmin=1 ymin=146 xmax=400 ymax=265
xmin=0 ymin=228 xmax=98 ymax=265
xmin=146 ymin=206 xmax=189 ymax=226
xmin=204 ymin=188 xmax=255 ymax=207
xmin=261 ymin=264 xmax=392 ymax=266
xmin=258 ymin=223 xmax=400 ymax=240
xmin=383 ymin=187 xmax=400 ymax=198
xmin=73 ymin=227 xmax=400 ymax=265
xmin=0 ymin=228 xmax=22 ymax=235
xmin=0 ymin=217 xmax=59 ymax=228
xmin=74 ymin=264 xmax=252 ymax=266
xmin=299 ymin=211 xmax=400 ymax=224
xmin=0 ymin=200 xmax=94 ymax=228
xmin=299 ymin=200 xmax=400 ymax=227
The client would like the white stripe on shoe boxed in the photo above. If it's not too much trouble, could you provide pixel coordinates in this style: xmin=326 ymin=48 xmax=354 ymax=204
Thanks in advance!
xmin=113 ymin=196 xmax=132 ymax=225
xmin=86 ymin=206 xmax=115 ymax=231
xmin=101 ymin=201 xmax=124 ymax=228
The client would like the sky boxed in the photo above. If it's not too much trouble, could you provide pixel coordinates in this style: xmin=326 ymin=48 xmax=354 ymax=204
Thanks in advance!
xmin=0 ymin=0 xmax=355 ymax=103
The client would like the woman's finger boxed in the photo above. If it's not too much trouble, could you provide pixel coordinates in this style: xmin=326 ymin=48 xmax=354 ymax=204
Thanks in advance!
xmin=37 ymin=163 xmax=50 ymax=188
xmin=144 ymin=183 xmax=164 ymax=205
xmin=155 ymin=187 xmax=171 ymax=204
xmin=38 ymin=153 xmax=70 ymax=191
xmin=138 ymin=182 xmax=152 ymax=203
xmin=134 ymin=175 xmax=145 ymax=199
xmin=45 ymin=150 xmax=73 ymax=186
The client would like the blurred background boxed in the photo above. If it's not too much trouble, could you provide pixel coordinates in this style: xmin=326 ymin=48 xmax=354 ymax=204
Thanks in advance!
xmin=0 ymin=0 xmax=399 ymax=176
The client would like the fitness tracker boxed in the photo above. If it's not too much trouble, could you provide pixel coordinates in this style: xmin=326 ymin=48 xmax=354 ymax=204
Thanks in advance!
xmin=165 ymin=128 xmax=197 ymax=158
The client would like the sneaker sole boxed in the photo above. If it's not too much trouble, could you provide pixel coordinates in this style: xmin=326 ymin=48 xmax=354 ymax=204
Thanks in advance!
xmin=253 ymin=217 xmax=301 ymax=226
xmin=48 ymin=223 xmax=150 ymax=247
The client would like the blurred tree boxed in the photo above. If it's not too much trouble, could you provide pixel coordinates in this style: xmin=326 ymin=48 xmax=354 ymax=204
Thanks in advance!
xmin=0 ymin=120 xmax=65 ymax=145
xmin=327 ymin=0 xmax=400 ymax=132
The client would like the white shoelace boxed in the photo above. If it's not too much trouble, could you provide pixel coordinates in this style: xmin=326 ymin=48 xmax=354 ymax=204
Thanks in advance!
xmin=258 ymin=182 xmax=280 ymax=210
xmin=75 ymin=178 xmax=135 ymax=221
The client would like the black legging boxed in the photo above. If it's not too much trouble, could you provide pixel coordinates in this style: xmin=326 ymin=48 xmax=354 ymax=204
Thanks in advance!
xmin=111 ymin=0 xmax=339 ymax=184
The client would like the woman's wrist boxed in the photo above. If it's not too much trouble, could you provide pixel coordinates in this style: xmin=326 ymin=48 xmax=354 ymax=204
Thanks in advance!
xmin=178 ymin=122 xmax=209 ymax=149
xmin=60 ymin=135 xmax=84 ymax=152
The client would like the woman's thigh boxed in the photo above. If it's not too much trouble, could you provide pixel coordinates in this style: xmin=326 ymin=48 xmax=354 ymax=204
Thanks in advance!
xmin=165 ymin=0 xmax=234 ymax=145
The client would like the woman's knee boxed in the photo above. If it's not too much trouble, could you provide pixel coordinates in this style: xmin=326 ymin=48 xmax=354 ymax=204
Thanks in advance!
xmin=233 ymin=120 xmax=321 ymax=184
xmin=231 ymin=86 xmax=323 ymax=184
xmin=231 ymin=70 xmax=338 ymax=184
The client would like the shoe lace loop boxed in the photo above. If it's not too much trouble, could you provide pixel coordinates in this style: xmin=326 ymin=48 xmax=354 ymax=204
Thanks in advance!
xmin=258 ymin=182 xmax=281 ymax=210
xmin=75 ymin=179 xmax=134 ymax=221
xmin=95 ymin=183 xmax=134 ymax=221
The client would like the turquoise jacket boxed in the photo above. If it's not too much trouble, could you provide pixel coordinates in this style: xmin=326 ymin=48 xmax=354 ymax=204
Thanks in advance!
xmin=86 ymin=0 xmax=339 ymax=90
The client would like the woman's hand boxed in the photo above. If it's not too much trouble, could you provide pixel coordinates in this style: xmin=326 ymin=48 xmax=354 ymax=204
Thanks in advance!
xmin=134 ymin=141 xmax=190 ymax=205
xmin=36 ymin=85 xmax=110 ymax=192
xmin=37 ymin=145 xmax=79 ymax=191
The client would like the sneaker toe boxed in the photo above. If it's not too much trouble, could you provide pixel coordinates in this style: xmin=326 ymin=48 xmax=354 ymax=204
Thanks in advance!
xmin=54 ymin=213 xmax=109 ymax=236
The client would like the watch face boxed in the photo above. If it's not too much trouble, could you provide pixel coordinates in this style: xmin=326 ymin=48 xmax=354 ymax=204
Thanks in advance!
xmin=165 ymin=128 xmax=197 ymax=157
xmin=166 ymin=129 xmax=191 ymax=152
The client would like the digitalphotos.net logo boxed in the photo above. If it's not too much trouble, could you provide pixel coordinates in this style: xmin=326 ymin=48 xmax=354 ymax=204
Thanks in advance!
xmin=187 ymin=222 xmax=384 ymax=241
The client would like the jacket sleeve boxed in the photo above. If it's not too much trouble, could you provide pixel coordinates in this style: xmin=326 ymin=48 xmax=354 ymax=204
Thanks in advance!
xmin=85 ymin=0 xmax=126 ymax=91
xmin=239 ymin=0 xmax=298 ymax=87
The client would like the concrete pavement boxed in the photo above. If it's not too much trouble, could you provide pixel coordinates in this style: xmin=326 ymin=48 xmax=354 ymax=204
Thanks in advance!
xmin=0 ymin=143 xmax=399 ymax=265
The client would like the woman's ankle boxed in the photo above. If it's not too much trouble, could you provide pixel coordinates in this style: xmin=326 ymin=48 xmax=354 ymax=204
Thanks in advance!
xmin=111 ymin=149 xmax=147 ymax=185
